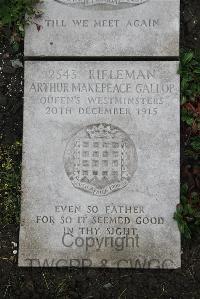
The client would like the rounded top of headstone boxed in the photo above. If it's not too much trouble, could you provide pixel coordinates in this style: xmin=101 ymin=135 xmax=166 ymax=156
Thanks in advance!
xmin=54 ymin=0 xmax=148 ymax=11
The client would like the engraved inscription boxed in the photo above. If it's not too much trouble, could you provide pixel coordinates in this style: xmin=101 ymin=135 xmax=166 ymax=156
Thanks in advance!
xmin=64 ymin=123 xmax=137 ymax=196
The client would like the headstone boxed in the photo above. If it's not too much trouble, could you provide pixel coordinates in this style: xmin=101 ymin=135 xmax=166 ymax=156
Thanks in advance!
xmin=25 ymin=0 xmax=180 ymax=57
xmin=19 ymin=60 xmax=180 ymax=268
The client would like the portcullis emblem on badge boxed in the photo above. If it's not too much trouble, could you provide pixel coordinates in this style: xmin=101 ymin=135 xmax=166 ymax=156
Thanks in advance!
xmin=64 ymin=124 xmax=137 ymax=196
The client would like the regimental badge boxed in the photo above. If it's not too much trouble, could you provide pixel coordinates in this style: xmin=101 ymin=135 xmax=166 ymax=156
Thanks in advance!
xmin=54 ymin=0 xmax=148 ymax=10
xmin=64 ymin=123 xmax=137 ymax=196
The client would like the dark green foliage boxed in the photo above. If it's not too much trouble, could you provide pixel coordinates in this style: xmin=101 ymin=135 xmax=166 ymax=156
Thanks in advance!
xmin=174 ymin=184 xmax=200 ymax=239
xmin=190 ymin=136 xmax=200 ymax=151
xmin=0 ymin=0 xmax=41 ymax=47
xmin=0 ymin=141 xmax=22 ymax=223
xmin=179 ymin=50 xmax=200 ymax=104
xmin=184 ymin=132 xmax=200 ymax=161
xmin=180 ymin=50 xmax=200 ymax=161
xmin=175 ymin=50 xmax=200 ymax=238
xmin=181 ymin=108 xmax=195 ymax=126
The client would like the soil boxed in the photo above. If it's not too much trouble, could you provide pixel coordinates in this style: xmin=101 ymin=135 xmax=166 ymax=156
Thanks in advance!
xmin=0 ymin=225 xmax=200 ymax=298
xmin=0 ymin=0 xmax=200 ymax=298
xmin=181 ymin=0 xmax=200 ymax=49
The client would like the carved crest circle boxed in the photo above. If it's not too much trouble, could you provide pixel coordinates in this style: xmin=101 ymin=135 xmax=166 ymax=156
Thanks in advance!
xmin=64 ymin=123 xmax=137 ymax=196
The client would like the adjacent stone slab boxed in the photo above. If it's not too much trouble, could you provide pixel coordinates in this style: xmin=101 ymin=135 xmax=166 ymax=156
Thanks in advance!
xmin=25 ymin=0 xmax=180 ymax=56
xmin=19 ymin=61 xmax=180 ymax=268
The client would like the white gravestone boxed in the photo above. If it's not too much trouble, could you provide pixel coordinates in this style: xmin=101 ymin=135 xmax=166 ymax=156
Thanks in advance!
xmin=25 ymin=0 xmax=180 ymax=57
xmin=19 ymin=60 xmax=180 ymax=268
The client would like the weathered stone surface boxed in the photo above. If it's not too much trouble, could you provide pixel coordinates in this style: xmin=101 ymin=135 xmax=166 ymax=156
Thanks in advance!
xmin=25 ymin=0 xmax=180 ymax=56
xmin=19 ymin=61 xmax=180 ymax=268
